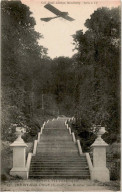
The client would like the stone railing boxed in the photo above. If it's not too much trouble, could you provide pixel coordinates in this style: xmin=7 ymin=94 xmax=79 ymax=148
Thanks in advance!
xmin=65 ymin=119 xmax=110 ymax=182
xmin=65 ymin=118 xmax=83 ymax=155
xmin=85 ymin=152 xmax=93 ymax=176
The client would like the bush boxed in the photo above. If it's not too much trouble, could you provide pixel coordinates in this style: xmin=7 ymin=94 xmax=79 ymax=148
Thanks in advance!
xmin=1 ymin=174 xmax=8 ymax=181
xmin=22 ymin=133 xmax=37 ymax=142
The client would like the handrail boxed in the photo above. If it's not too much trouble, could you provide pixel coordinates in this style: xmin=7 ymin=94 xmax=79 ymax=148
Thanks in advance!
xmin=72 ymin=132 xmax=76 ymax=143
xmin=26 ymin=152 xmax=32 ymax=179
xmin=37 ymin=132 xmax=41 ymax=142
xmin=33 ymin=140 xmax=38 ymax=155
xmin=68 ymin=127 xmax=71 ymax=134
xmin=85 ymin=152 xmax=93 ymax=174
xmin=77 ymin=139 xmax=82 ymax=155
xmin=40 ymin=127 xmax=43 ymax=134
xmin=26 ymin=121 xmax=46 ymax=178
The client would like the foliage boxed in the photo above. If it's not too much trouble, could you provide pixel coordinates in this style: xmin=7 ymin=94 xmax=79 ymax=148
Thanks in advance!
xmin=72 ymin=7 xmax=120 ymax=143
xmin=1 ymin=0 xmax=47 ymax=141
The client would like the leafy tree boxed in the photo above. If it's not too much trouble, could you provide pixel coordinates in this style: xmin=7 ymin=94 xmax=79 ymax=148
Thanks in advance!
xmin=1 ymin=0 xmax=47 ymax=140
xmin=72 ymin=7 xmax=120 ymax=143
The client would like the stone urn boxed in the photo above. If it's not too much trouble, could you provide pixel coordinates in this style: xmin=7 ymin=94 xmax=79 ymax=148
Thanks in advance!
xmin=92 ymin=126 xmax=107 ymax=146
xmin=96 ymin=126 xmax=105 ymax=139
xmin=15 ymin=127 xmax=26 ymax=141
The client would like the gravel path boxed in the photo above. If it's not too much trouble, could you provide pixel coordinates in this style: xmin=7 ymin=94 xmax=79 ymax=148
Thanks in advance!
xmin=1 ymin=179 xmax=117 ymax=191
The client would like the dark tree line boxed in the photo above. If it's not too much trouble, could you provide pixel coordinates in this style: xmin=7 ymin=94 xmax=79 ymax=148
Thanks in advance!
xmin=1 ymin=1 xmax=120 ymax=144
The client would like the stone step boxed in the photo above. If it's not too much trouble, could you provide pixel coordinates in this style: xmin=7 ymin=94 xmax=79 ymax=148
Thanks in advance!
xmin=39 ymin=138 xmax=73 ymax=141
xmin=40 ymin=136 xmax=72 ymax=138
xmin=39 ymin=140 xmax=73 ymax=142
xmin=31 ymin=159 xmax=87 ymax=164
xmin=29 ymin=175 xmax=90 ymax=179
xmin=31 ymin=160 xmax=87 ymax=163
xmin=44 ymin=125 xmax=66 ymax=128
xmin=29 ymin=174 xmax=90 ymax=179
xmin=34 ymin=153 xmax=86 ymax=156
xmin=37 ymin=142 xmax=76 ymax=145
xmin=38 ymin=142 xmax=73 ymax=144
xmin=30 ymin=167 xmax=89 ymax=171
xmin=37 ymin=146 xmax=77 ymax=149
xmin=42 ymin=133 xmax=68 ymax=135
xmin=36 ymin=151 xmax=79 ymax=154
xmin=29 ymin=173 xmax=90 ymax=179
xmin=42 ymin=129 xmax=68 ymax=131
xmin=39 ymin=137 xmax=72 ymax=139
xmin=29 ymin=170 xmax=90 ymax=175
xmin=37 ymin=145 xmax=77 ymax=148
xmin=31 ymin=156 xmax=84 ymax=160
xmin=31 ymin=160 xmax=85 ymax=162
xmin=35 ymin=153 xmax=80 ymax=156
xmin=31 ymin=156 xmax=86 ymax=160
xmin=36 ymin=150 xmax=78 ymax=152
xmin=30 ymin=165 xmax=88 ymax=168
xmin=35 ymin=153 xmax=82 ymax=156
xmin=29 ymin=119 xmax=89 ymax=180
xmin=29 ymin=172 xmax=90 ymax=176
xmin=37 ymin=148 xmax=77 ymax=150
xmin=30 ymin=165 xmax=88 ymax=169
xmin=37 ymin=143 xmax=76 ymax=146
xmin=31 ymin=162 xmax=88 ymax=165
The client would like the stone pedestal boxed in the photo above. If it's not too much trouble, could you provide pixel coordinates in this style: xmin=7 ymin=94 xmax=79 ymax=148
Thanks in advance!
xmin=10 ymin=135 xmax=28 ymax=179
xmin=91 ymin=127 xmax=110 ymax=182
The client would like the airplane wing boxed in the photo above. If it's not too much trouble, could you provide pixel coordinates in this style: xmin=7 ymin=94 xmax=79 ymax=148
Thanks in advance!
xmin=44 ymin=3 xmax=75 ymax=22
xmin=62 ymin=15 xmax=75 ymax=21
xmin=44 ymin=3 xmax=62 ymax=16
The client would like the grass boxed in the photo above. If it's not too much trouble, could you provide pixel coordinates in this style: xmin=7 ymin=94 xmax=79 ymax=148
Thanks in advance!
xmin=95 ymin=180 xmax=121 ymax=191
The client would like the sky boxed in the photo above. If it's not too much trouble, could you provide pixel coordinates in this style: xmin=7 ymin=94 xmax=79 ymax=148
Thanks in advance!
xmin=21 ymin=0 xmax=120 ymax=59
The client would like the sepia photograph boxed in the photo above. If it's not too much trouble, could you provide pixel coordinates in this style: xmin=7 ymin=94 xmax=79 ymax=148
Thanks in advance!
xmin=0 ymin=0 xmax=121 ymax=192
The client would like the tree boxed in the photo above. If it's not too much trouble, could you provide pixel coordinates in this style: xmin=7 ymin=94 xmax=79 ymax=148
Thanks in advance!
xmin=1 ymin=0 xmax=47 ymax=140
xmin=72 ymin=7 xmax=120 ymax=143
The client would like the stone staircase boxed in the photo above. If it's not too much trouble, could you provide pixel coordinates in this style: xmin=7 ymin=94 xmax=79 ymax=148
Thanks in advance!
xmin=29 ymin=118 xmax=90 ymax=179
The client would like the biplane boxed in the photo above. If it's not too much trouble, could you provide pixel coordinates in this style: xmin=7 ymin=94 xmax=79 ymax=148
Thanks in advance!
xmin=40 ymin=3 xmax=75 ymax=22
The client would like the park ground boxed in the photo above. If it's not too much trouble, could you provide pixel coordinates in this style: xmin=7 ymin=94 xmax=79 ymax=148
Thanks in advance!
xmin=1 ymin=179 xmax=121 ymax=192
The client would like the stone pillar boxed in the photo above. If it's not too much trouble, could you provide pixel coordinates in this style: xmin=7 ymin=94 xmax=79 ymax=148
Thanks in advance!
xmin=10 ymin=135 xmax=28 ymax=179
xmin=91 ymin=127 xmax=110 ymax=182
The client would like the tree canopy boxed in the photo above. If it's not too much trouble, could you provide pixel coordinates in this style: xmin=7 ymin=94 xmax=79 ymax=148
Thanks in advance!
xmin=72 ymin=7 xmax=120 ymax=143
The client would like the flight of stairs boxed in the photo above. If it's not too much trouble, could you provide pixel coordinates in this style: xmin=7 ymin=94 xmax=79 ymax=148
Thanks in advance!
xmin=29 ymin=118 xmax=90 ymax=179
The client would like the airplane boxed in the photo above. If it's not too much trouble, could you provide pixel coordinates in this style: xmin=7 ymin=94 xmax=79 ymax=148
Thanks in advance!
xmin=40 ymin=3 xmax=75 ymax=22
